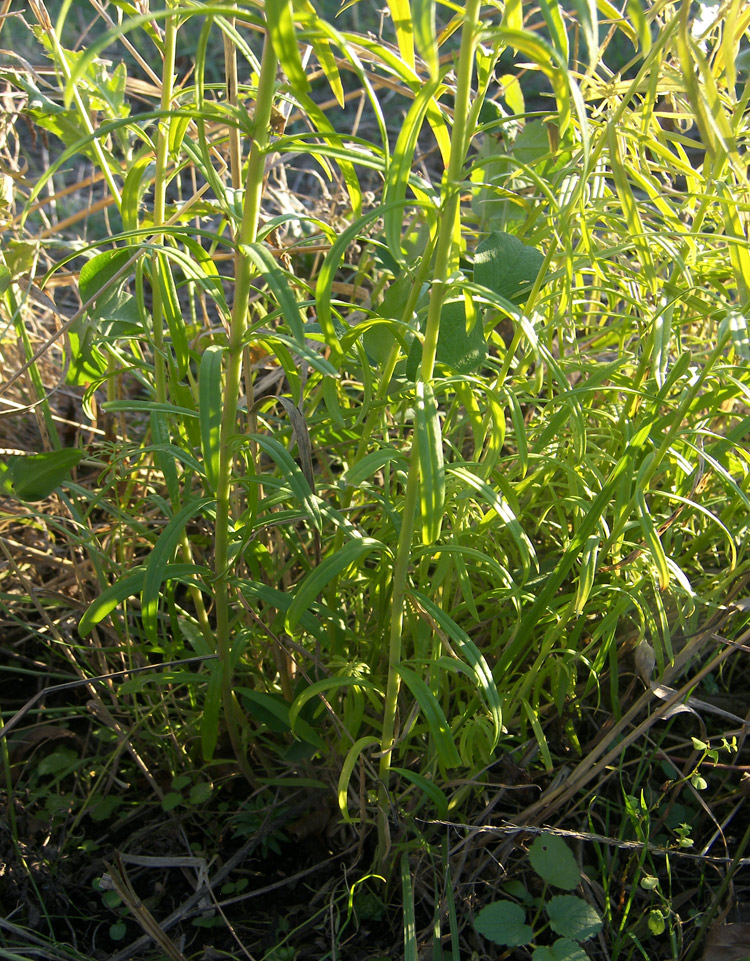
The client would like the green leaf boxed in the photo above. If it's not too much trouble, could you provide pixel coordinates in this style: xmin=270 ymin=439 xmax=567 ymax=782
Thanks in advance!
xmin=161 ymin=791 xmax=183 ymax=812
xmin=720 ymin=310 xmax=750 ymax=361
xmin=413 ymin=0 xmax=438 ymax=80
xmin=78 ymin=564 xmax=204 ymax=636
xmin=343 ymin=448 xmax=408 ymax=487
xmin=410 ymin=590 xmax=502 ymax=749
xmin=391 ymin=766 xmax=449 ymax=818
xmin=65 ymin=320 xmax=106 ymax=386
xmin=387 ymin=0 xmax=415 ymax=70
xmin=189 ymin=782 xmax=213 ymax=805
xmin=406 ymin=298 xmax=487 ymax=378
xmin=568 ymin=0 xmax=598 ymax=65
xmin=241 ymin=243 xmax=305 ymax=346
xmin=265 ymin=0 xmax=310 ymax=95
xmin=626 ymin=0 xmax=651 ymax=53
xmin=546 ymin=895 xmax=602 ymax=942
xmin=7 ymin=449 xmax=85 ymax=501
xmin=309 ymin=34 xmax=344 ymax=106
xmin=154 ymin=251 xmax=189 ymax=377
xmin=474 ymin=231 xmax=545 ymax=306
xmin=0 ymin=461 xmax=15 ymax=497
xmin=474 ymin=901 xmax=533 ymax=947
xmin=238 ymin=687 xmax=326 ymax=749
xmin=338 ymin=736 xmax=380 ymax=821
xmin=528 ymin=834 xmax=581 ymax=890
xmin=142 ymin=499 xmax=213 ymax=644
xmin=532 ymin=938 xmax=589 ymax=961
xmin=415 ymin=380 xmax=444 ymax=545
xmin=288 ymin=676 xmax=381 ymax=737
xmin=199 ymin=346 xmax=224 ymax=493
xmin=537 ymin=0 xmax=569 ymax=60
xmin=285 ymin=537 xmax=384 ymax=631
xmin=395 ymin=664 xmax=461 ymax=768
xmin=250 ymin=433 xmax=322 ymax=531
xmin=80 ymin=248 xmax=133 ymax=305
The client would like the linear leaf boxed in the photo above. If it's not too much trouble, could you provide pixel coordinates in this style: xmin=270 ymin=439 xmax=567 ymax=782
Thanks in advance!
xmin=199 ymin=345 xmax=224 ymax=494
xmin=413 ymin=0 xmax=438 ymax=80
xmin=415 ymin=381 xmax=445 ymax=545
xmin=288 ymin=676 xmax=381 ymax=735
xmin=250 ymin=433 xmax=322 ymax=531
xmin=142 ymin=498 xmax=214 ymax=644
xmin=285 ymin=537 xmax=384 ymax=631
xmin=265 ymin=0 xmax=310 ymax=95
xmin=387 ymin=0 xmax=415 ymax=70
xmin=240 ymin=243 xmax=305 ymax=346
xmin=395 ymin=664 xmax=461 ymax=768
xmin=337 ymin=736 xmax=380 ymax=822
xmin=410 ymin=589 xmax=502 ymax=748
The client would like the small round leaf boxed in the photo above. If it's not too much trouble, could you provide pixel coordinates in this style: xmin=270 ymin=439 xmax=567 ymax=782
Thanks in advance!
xmin=546 ymin=895 xmax=603 ymax=942
xmin=648 ymin=909 xmax=666 ymax=935
xmin=474 ymin=900 xmax=534 ymax=946
xmin=529 ymin=834 xmax=580 ymax=890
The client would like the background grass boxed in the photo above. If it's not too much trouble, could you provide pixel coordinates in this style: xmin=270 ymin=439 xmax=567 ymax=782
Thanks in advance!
xmin=2 ymin=1 xmax=750 ymax=959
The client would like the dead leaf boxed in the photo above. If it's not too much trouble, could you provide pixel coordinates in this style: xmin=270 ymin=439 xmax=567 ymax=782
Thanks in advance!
xmin=703 ymin=922 xmax=750 ymax=961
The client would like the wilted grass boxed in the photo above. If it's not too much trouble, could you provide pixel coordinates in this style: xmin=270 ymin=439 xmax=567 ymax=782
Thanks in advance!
xmin=1 ymin=0 xmax=750 ymax=958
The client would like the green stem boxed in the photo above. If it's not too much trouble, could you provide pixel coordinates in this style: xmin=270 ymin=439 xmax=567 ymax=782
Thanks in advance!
xmin=376 ymin=0 xmax=482 ymax=865
xmin=151 ymin=2 xmax=178 ymax=407
xmin=420 ymin=0 xmax=481 ymax=383
xmin=213 ymin=31 xmax=278 ymax=781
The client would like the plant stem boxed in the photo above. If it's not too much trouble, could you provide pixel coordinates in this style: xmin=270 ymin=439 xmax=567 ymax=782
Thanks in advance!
xmin=151 ymin=1 xmax=178 ymax=408
xmin=420 ymin=0 xmax=481 ymax=383
xmin=376 ymin=0 xmax=482 ymax=865
xmin=213 ymin=30 xmax=279 ymax=782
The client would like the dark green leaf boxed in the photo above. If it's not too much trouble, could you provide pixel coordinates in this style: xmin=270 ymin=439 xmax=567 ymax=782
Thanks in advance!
xmin=532 ymin=938 xmax=589 ymax=961
xmin=474 ymin=901 xmax=533 ymax=946
xmin=529 ymin=834 xmax=580 ymax=890
xmin=546 ymin=895 xmax=602 ymax=942
xmin=8 ymin=449 xmax=85 ymax=501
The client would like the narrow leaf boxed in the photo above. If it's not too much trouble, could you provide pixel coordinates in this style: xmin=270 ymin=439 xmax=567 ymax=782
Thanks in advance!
xmin=241 ymin=243 xmax=305 ymax=346
xmin=395 ymin=664 xmax=461 ymax=768
xmin=285 ymin=537 xmax=384 ymax=631
xmin=415 ymin=381 xmax=444 ymax=545
xmin=142 ymin=498 xmax=213 ymax=644
xmin=265 ymin=0 xmax=310 ymax=95
xmin=199 ymin=345 xmax=224 ymax=493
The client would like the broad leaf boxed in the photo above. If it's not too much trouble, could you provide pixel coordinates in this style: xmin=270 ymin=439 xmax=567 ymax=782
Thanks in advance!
xmin=474 ymin=231 xmax=545 ymax=306
xmin=529 ymin=834 xmax=580 ymax=890
xmin=546 ymin=895 xmax=602 ymax=942
xmin=532 ymin=938 xmax=589 ymax=961
xmin=474 ymin=901 xmax=533 ymax=947
xmin=7 ymin=449 xmax=85 ymax=501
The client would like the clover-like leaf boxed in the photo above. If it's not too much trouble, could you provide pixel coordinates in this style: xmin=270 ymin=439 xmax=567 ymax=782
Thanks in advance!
xmin=474 ymin=900 xmax=534 ymax=947
xmin=528 ymin=834 xmax=580 ymax=890
xmin=546 ymin=895 xmax=603 ymax=942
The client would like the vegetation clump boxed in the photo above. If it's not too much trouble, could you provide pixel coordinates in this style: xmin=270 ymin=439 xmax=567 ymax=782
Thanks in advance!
xmin=1 ymin=0 xmax=750 ymax=958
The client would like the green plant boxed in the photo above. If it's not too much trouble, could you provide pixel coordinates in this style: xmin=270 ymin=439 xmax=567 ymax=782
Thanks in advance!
xmin=2 ymin=0 xmax=750 ymax=957
xmin=474 ymin=833 xmax=602 ymax=959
